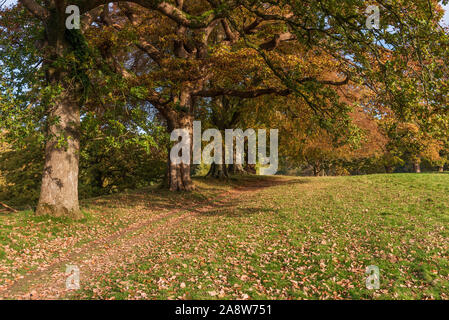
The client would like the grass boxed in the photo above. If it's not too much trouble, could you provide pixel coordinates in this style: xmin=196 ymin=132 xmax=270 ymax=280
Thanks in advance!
xmin=0 ymin=178 xmax=242 ymax=291
xmin=1 ymin=174 xmax=448 ymax=299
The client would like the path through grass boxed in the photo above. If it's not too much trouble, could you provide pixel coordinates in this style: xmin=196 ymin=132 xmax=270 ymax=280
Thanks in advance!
xmin=1 ymin=174 xmax=448 ymax=299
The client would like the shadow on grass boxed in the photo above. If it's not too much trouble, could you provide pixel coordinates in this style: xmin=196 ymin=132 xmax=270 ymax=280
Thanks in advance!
xmin=196 ymin=204 xmax=277 ymax=217
xmin=2 ymin=175 xmax=309 ymax=223
xmin=188 ymin=176 xmax=309 ymax=218
xmin=78 ymin=175 xmax=307 ymax=218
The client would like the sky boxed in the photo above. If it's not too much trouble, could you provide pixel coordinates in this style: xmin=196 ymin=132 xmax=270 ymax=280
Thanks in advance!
xmin=443 ymin=3 xmax=449 ymax=25
xmin=1 ymin=0 xmax=449 ymax=26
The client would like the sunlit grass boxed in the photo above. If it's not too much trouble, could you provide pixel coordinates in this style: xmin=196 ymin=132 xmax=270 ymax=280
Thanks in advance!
xmin=1 ymin=174 xmax=448 ymax=299
xmin=78 ymin=174 xmax=448 ymax=300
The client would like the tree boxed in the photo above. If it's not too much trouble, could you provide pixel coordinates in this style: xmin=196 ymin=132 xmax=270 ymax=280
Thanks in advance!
xmin=2 ymin=0 xmax=448 ymax=217
xmin=5 ymin=0 xmax=243 ymax=215
xmin=379 ymin=117 xmax=444 ymax=173
xmin=90 ymin=2 xmax=297 ymax=189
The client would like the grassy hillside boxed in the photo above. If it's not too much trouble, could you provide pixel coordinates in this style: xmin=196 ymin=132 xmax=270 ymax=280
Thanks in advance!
xmin=1 ymin=174 xmax=448 ymax=299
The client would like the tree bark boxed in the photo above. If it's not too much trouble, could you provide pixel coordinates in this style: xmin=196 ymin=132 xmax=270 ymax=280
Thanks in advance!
xmin=166 ymin=159 xmax=194 ymax=191
xmin=439 ymin=166 xmax=444 ymax=173
xmin=206 ymin=163 xmax=229 ymax=179
xmin=35 ymin=10 xmax=83 ymax=219
xmin=228 ymin=163 xmax=246 ymax=175
xmin=206 ymin=149 xmax=229 ymax=179
xmin=164 ymin=111 xmax=195 ymax=191
xmin=228 ymin=143 xmax=246 ymax=175
xmin=245 ymin=163 xmax=256 ymax=174
xmin=313 ymin=165 xmax=319 ymax=177
xmin=413 ymin=159 xmax=421 ymax=173
xmin=36 ymin=89 xmax=82 ymax=219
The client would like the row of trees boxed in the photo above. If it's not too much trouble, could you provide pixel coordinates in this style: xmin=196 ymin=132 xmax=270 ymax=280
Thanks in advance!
xmin=1 ymin=0 xmax=448 ymax=218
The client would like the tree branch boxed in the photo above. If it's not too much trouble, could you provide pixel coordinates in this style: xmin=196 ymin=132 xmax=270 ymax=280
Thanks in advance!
xmin=194 ymin=87 xmax=291 ymax=98
xmin=298 ymin=75 xmax=350 ymax=86
xmin=78 ymin=0 xmax=223 ymax=29
xmin=0 ymin=201 xmax=18 ymax=213
xmin=259 ymin=32 xmax=296 ymax=51
xmin=18 ymin=0 xmax=49 ymax=20
xmin=244 ymin=17 xmax=263 ymax=34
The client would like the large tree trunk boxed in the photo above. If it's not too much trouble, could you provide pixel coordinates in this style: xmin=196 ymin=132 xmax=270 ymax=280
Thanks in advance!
xmin=228 ymin=163 xmax=246 ymax=175
xmin=165 ymin=110 xmax=195 ymax=191
xmin=413 ymin=159 xmax=421 ymax=173
xmin=228 ymin=143 xmax=246 ymax=175
xmin=206 ymin=150 xmax=228 ymax=179
xmin=35 ymin=15 xmax=83 ymax=219
xmin=36 ymin=89 xmax=82 ymax=219
xmin=245 ymin=163 xmax=256 ymax=175
xmin=166 ymin=159 xmax=195 ymax=191
xmin=313 ymin=165 xmax=319 ymax=177
xmin=207 ymin=163 xmax=229 ymax=179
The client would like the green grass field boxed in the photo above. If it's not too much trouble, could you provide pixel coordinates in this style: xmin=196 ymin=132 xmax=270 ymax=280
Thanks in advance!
xmin=1 ymin=174 xmax=448 ymax=299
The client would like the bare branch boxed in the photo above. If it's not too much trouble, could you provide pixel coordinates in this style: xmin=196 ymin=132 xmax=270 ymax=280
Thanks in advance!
xmin=0 ymin=201 xmax=18 ymax=213
xmin=259 ymin=32 xmax=296 ymax=51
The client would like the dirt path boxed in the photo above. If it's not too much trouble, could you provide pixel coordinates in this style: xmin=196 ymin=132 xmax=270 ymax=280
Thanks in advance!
xmin=3 ymin=179 xmax=283 ymax=300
